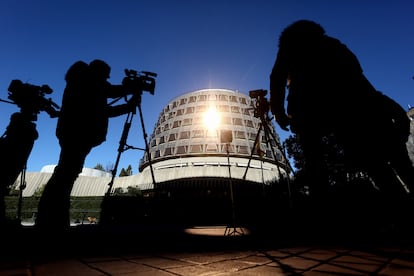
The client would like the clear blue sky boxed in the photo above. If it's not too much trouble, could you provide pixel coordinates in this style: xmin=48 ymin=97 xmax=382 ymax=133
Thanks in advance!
xmin=1 ymin=1 xmax=413 ymax=173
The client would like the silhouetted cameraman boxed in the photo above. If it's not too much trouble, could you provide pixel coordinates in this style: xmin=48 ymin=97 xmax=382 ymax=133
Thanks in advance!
xmin=0 ymin=111 xmax=38 ymax=226
xmin=0 ymin=79 xmax=59 ymax=227
xmin=269 ymin=20 xmax=414 ymax=207
xmin=36 ymin=59 xmax=139 ymax=229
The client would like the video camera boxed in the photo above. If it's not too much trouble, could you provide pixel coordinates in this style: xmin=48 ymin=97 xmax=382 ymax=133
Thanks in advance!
xmin=249 ymin=89 xmax=267 ymax=99
xmin=249 ymin=89 xmax=270 ymax=118
xmin=122 ymin=69 xmax=157 ymax=95
xmin=7 ymin=79 xmax=60 ymax=119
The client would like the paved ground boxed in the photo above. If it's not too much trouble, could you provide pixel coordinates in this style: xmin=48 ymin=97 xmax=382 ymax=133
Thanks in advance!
xmin=2 ymin=223 xmax=414 ymax=275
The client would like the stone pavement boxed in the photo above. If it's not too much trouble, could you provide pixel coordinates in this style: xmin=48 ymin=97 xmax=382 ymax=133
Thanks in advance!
xmin=1 ymin=224 xmax=414 ymax=275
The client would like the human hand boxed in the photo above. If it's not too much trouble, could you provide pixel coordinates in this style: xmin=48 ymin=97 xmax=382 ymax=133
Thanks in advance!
xmin=127 ymin=94 xmax=141 ymax=107
xmin=274 ymin=113 xmax=290 ymax=131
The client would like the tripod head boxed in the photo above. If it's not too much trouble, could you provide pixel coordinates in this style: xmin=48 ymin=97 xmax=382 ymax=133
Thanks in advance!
xmin=1 ymin=79 xmax=60 ymax=121
xmin=249 ymin=89 xmax=270 ymax=120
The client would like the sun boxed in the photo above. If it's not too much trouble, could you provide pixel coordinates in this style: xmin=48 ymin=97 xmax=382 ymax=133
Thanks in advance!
xmin=204 ymin=104 xmax=220 ymax=131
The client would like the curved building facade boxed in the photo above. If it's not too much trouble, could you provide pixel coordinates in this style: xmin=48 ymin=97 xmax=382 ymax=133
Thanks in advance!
xmin=137 ymin=88 xmax=289 ymax=187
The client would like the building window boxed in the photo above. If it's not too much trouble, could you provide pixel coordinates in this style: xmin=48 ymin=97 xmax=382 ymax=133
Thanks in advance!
xmin=172 ymin=120 xmax=181 ymax=128
xmin=218 ymin=105 xmax=229 ymax=112
xmin=238 ymin=145 xmax=249 ymax=154
xmin=186 ymin=107 xmax=194 ymax=114
xmin=176 ymin=145 xmax=187 ymax=154
xmin=179 ymin=131 xmax=190 ymax=139
xmin=219 ymin=94 xmax=228 ymax=101
xmin=168 ymin=133 xmax=176 ymax=141
xmin=245 ymin=120 xmax=254 ymax=128
xmin=230 ymin=106 xmax=240 ymax=113
xmin=182 ymin=118 xmax=192 ymax=126
xmin=164 ymin=147 xmax=173 ymax=156
xmin=233 ymin=118 xmax=243 ymax=126
xmin=221 ymin=144 xmax=234 ymax=153
xmin=199 ymin=95 xmax=207 ymax=101
xmin=206 ymin=143 xmax=218 ymax=152
xmin=192 ymin=129 xmax=204 ymax=138
xmin=176 ymin=109 xmax=184 ymax=116
xmin=150 ymin=139 xmax=157 ymax=147
xmin=189 ymin=96 xmax=197 ymax=103
xmin=235 ymin=131 xmax=246 ymax=139
xmin=248 ymin=133 xmax=257 ymax=141
xmin=190 ymin=144 xmax=203 ymax=153
xmin=265 ymin=150 xmax=272 ymax=158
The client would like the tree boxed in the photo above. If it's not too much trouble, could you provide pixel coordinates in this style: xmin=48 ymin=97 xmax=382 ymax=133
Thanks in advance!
xmin=119 ymin=168 xmax=127 ymax=177
xmin=284 ymin=134 xmax=304 ymax=172
xmin=119 ymin=165 xmax=133 ymax=177
xmin=94 ymin=163 xmax=105 ymax=171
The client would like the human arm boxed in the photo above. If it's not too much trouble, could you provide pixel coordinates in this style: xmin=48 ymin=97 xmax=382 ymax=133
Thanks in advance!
xmin=106 ymin=83 xmax=129 ymax=99
xmin=107 ymin=93 xmax=141 ymax=118
xmin=269 ymin=49 xmax=290 ymax=131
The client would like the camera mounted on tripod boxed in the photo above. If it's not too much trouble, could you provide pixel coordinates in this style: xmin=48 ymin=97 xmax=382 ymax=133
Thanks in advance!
xmin=122 ymin=69 xmax=157 ymax=96
xmin=6 ymin=79 xmax=60 ymax=120
xmin=249 ymin=89 xmax=270 ymax=118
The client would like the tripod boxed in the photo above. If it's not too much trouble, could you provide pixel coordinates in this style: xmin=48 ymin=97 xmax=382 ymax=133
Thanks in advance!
xmin=105 ymin=96 xmax=156 ymax=197
xmin=242 ymin=109 xmax=294 ymax=208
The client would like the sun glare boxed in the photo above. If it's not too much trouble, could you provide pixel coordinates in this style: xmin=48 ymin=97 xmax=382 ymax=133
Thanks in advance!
xmin=204 ymin=105 xmax=220 ymax=131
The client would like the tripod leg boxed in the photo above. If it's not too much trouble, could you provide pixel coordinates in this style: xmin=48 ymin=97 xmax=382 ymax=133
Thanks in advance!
xmin=137 ymin=102 xmax=156 ymax=185
xmin=105 ymin=112 xmax=134 ymax=197
xmin=243 ymin=123 xmax=263 ymax=180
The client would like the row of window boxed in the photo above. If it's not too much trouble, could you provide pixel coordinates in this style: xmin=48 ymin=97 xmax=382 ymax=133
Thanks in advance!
xmin=158 ymin=105 xmax=253 ymax=125
xmin=154 ymin=118 xmax=256 ymax=134
xmin=150 ymin=130 xmax=274 ymax=146
xmin=149 ymin=144 xmax=274 ymax=157
xmin=143 ymin=144 xmax=283 ymax=162
xmin=164 ymin=94 xmax=249 ymax=113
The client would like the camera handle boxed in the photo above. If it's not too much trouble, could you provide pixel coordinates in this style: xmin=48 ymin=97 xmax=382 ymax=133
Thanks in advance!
xmin=104 ymin=99 xmax=156 ymax=197
xmin=0 ymin=98 xmax=15 ymax=105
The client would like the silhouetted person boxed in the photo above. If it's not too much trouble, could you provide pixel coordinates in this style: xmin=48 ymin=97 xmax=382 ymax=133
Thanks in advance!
xmin=0 ymin=111 xmax=38 ymax=226
xmin=269 ymin=20 xmax=414 ymax=205
xmin=36 ymin=60 xmax=138 ymax=229
xmin=0 ymin=80 xmax=58 ymax=227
